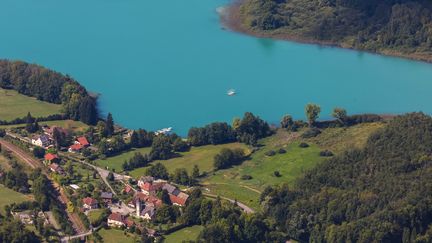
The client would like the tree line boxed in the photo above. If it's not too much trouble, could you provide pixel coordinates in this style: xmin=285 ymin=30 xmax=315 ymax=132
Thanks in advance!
xmin=0 ymin=60 xmax=98 ymax=125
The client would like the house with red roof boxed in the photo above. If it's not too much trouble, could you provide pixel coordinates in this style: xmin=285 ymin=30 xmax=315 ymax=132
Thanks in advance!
xmin=44 ymin=153 xmax=59 ymax=165
xmin=68 ymin=144 xmax=83 ymax=153
xmin=169 ymin=192 xmax=189 ymax=207
xmin=49 ymin=163 xmax=65 ymax=175
xmin=75 ymin=136 xmax=90 ymax=147
xmin=108 ymin=213 xmax=128 ymax=228
xmin=82 ymin=197 xmax=98 ymax=210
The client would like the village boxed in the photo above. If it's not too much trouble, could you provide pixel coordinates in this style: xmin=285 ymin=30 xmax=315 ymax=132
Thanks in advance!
xmin=2 ymin=122 xmax=192 ymax=241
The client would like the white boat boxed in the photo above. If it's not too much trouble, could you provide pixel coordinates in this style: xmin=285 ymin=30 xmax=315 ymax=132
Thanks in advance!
xmin=155 ymin=127 xmax=173 ymax=135
xmin=227 ymin=89 xmax=236 ymax=96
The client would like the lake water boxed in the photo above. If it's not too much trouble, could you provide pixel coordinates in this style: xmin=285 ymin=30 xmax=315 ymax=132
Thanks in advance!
xmin=1 ymin=0 xmax=432 ymax=135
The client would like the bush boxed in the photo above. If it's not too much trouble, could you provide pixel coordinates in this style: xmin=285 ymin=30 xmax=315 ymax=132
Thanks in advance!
xmin=299 ymin=142 xmax=309 ymax=148
xmin=274 ymin=171 xmax=281 ymax=177
xmin=301 ymin=128 xmax=321 ymax=138
xmin=33 ymin=147 xmax=46 ymax=158
xmin=278 ymin=148 xmax=286 ymax=154
xmin=241 ymin=175 xmax=253 ymax=180
xmin=0 ymin=129 xmax=5 ymax=137
xmin=319 ymin=150 xmax=334 ymax=157
xmin=265 ymin=150 xmax=276 ymax=156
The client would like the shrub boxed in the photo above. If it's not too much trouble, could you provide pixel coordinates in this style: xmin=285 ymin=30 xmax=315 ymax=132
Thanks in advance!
xmin=265 ymin=150 xmax=276 ymax=156
xmin=241 ymin=175 xmax=253 ymax=180
xmin=319 ymin=150 xmax=334 ymax=157
xmin=278 ymin=148 xmax=286 ymax=154
xmin=301 ymin=128 xmax=321 ymax=138
xmin=299 ymin=142 xmax=309 ymax=148
xmin=274 ymin=171 xmax=281 ymax=177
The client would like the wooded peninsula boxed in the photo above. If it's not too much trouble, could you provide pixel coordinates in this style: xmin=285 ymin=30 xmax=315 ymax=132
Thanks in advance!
xmin=226 ymin=0 xmax=432 ymax=62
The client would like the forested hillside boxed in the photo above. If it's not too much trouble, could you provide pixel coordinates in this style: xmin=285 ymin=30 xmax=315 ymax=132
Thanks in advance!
xmin=0 ymin=60 xmax=98 ymax=124
xmin=261 ymin=113 xmax=432 ymax=242
xmin=236 ymin=0 xmax=432 ymax=61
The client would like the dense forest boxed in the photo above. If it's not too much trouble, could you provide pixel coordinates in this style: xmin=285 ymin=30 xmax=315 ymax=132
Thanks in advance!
xmin=260 ymin=113 xmax=432 ymax=242
xmin=237 ymin=0 xmax=432 ymax=61
xmin=0 ymin=60 xmax=98 ymax=124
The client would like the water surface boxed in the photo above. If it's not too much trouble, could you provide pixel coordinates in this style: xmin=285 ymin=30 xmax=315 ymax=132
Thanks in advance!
xmin=1 ymin=0 xmax=431 ymax=135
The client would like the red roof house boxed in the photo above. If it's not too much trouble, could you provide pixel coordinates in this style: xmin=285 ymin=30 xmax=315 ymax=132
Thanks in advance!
xmin=76 ymin=137 xmax=90 ymax=147
xmin=68 ymin=144 xmax=83 ymax=153
xmin=169 ymin=192 xmax=189 ymax=207
xmin=44 ymin=153 xmax=59 ymax=162
xmin=82 ymin=197 xmax=98 ymax=210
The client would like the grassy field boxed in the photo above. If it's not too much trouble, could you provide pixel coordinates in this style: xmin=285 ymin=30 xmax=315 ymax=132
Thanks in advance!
xmin=0 ymin=88 xmax=61 ymax=121
xmin=129 ymin=143 xmax=250 ymax=178
xmin=0 ymin=120 xmax=89 ymax=133
xmin=95 ymin=147 xmax=152 ymax=172
xmin=163 ymin=225 xmax=204 ymax=243
xmin=87 ymin=209 xmax=104 ymax=225
xmin=97 ymin=228 xmax=137 ymax=243
xmin=201 ymin=123 xmax=384 ymax=210
xmin=0 ymin=185 xmax=33 ymax=214
xmin=304 ymin=122 xmax=385 ymax=153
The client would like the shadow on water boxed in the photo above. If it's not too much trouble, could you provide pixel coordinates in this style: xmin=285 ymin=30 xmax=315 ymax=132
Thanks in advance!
xmin=257 ymin=38 xmax=276 ymax=54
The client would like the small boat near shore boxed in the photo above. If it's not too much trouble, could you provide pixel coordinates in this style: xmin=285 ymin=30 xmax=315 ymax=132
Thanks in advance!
xmin=155 ymin=127 xmax=172 ymax=135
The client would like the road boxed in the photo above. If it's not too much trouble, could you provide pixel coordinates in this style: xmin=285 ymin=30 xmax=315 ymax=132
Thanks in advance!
xmin=0 ymin=138 xmax=87 ymax=234
xmin=203 ymin=193 xmax=255 ymax=213
xmin=73 ymin=159 xmax=122 ymax=196
xmin=60 ymin=227 xmax=99 ymax=243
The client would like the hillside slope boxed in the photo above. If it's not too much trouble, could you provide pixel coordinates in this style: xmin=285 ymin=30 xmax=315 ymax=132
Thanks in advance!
xmin=233 ymin=0 xmax=432 ymax=62
xmin=263 ymin=113 xmax=432 ymax=242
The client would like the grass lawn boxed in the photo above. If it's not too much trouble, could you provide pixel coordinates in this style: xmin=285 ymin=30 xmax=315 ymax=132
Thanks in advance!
xmin=129 ymin=143 xmax=250 ymax=178
xmin=87 ymin=209 xmax=104 ymax=225
xmin=94 ymin=147 xmax=152 ymax=172
xmin=0 ymin=120 xmax=89 ymax=133
xmin=0 ymin=88 xmax=61 ymax=121
xmin=0 ymin=185 xmax=33 ymax=214
xmin=97 ymin=228 xmax=137 ymax=243
xmin=164 ymin=225 xmax=204 ymax=243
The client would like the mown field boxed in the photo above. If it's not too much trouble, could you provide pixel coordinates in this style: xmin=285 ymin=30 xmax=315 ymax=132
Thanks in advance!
xmin=0 ymin=185 xmax=32 ymax=214
xmin=0 ymin=120 xmax=89 ymax=133
xmin=163 ymin=225 xmax=204 ymax=243
xmin=97 ymin=228 xmax=137 ymax=243
xmin=0 ymin=88 xmax=61 ymax=121
xmin=94 ymin=143 xmax=249 ymax=177
xmin=201 ymin=122 xmax=385 ymax=211
xmin=95 ymin=147 xmax=152 ymax=172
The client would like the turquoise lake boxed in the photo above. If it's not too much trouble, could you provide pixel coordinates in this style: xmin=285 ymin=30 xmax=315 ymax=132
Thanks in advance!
xmin=1 ymin=0 xmax=432 ymax=135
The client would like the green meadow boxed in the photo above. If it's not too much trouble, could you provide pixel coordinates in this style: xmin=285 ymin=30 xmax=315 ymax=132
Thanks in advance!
xmin=163 ymin=225 xmax=204 ymax=243
xmin=0 ymin=185 xmax=32 ymax=214
xmin=201 ymin=123 xmax=384 ymax=211
xmin=0 ymin=88 xmax=61 ymax=121
xmin=120 ymin=143 xmax=248 ymax=178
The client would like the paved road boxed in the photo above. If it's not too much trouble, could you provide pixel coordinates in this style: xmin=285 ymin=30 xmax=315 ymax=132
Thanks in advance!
xmin=60 ymin=226 xmax=99 ymax=243
xmin=0 ymin=138 xmax=87 ymax=234
xmin=203 ymin=193 xmax=255 ymax=213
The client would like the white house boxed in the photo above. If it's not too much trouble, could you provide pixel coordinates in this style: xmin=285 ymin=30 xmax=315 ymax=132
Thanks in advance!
xmin=107 ymin=213 xmax=126 ymax=228
xmin=31 ymin=135 xmax=51 ymax=148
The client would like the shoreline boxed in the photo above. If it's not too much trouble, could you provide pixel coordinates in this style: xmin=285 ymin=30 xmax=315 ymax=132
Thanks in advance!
xmin=220 ymin=2 xmax=432 ymax=64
